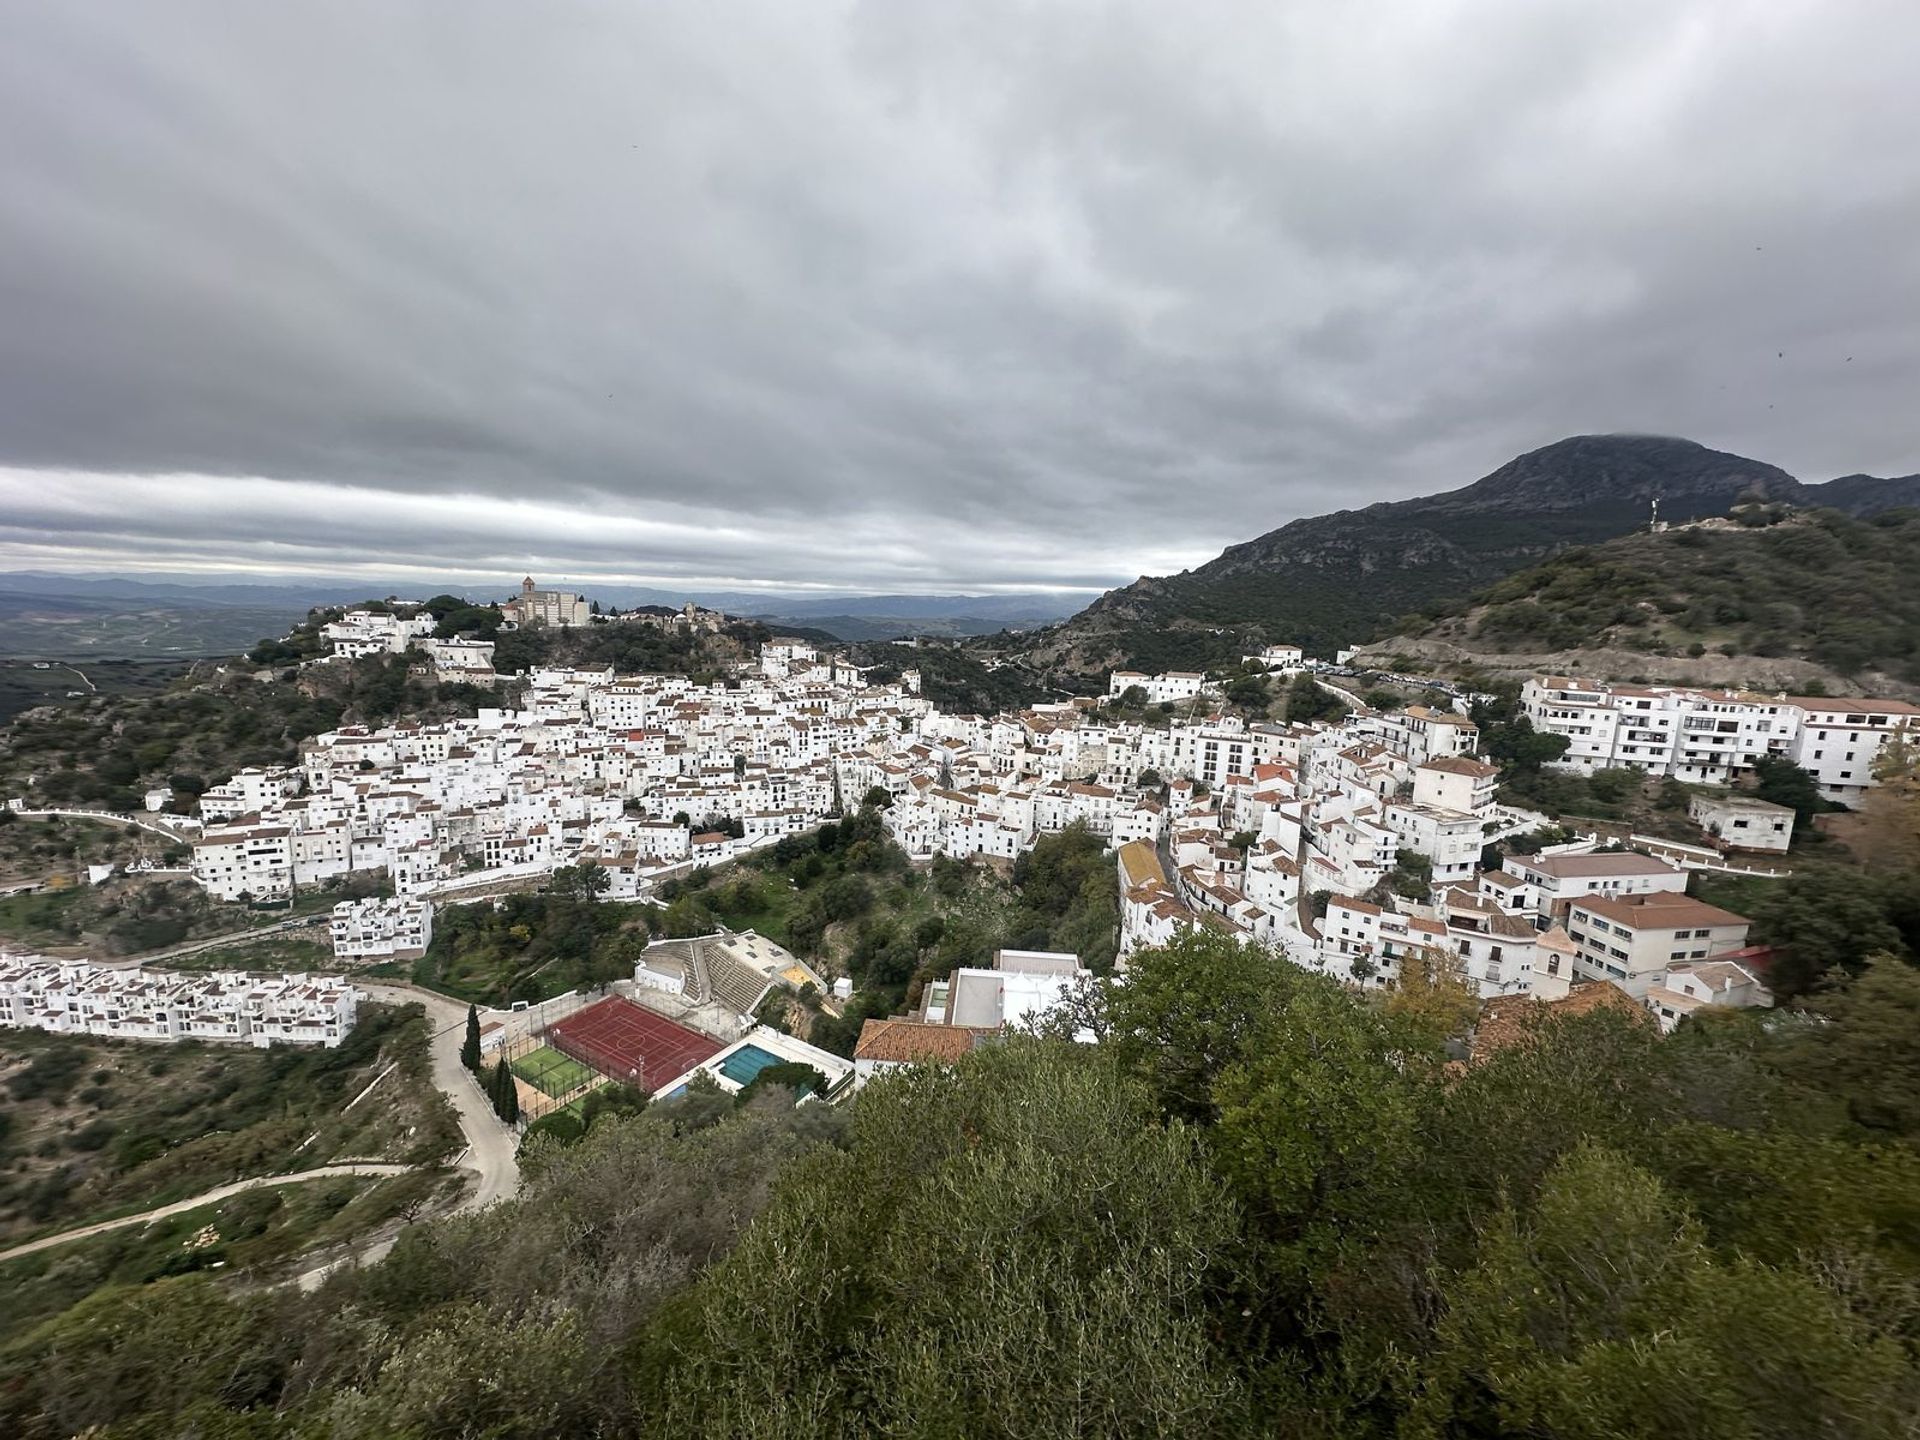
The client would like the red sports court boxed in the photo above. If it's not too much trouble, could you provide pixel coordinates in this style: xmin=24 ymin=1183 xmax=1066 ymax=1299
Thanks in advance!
xmin=544 ymin=996 xmax=723 ymax=1093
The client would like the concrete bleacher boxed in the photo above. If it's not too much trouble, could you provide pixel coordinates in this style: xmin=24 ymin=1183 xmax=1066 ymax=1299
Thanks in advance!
xmin=702 ymin=939 xmax=773 ymax=1017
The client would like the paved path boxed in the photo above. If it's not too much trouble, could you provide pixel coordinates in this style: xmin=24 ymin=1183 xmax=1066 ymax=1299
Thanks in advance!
xmin=285 ymin=984 xmax=523 ymax=1289
xmin=91 ymin=913 xmax=329 ymax=971
xmin=360 ymin=982 xmax=521 ymax=1211
xmin=0 ymin=1163 xmax=411 ymax=1265
xmin=8 ymin=807 xmax=197 ymax=843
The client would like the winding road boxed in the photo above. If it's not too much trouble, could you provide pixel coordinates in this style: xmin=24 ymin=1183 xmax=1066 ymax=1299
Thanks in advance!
xmin=360 ymin=981 xmax=521 ymax=1211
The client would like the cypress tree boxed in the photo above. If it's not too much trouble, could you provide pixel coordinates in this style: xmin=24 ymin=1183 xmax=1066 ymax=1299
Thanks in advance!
xmin=500 ymin=1064 xmax=520 ymax=1125
xmin=461 ymin=1004 xmax=482 ymax=1072
xmin=491 ymin=1058 xmax=513 ymax=1120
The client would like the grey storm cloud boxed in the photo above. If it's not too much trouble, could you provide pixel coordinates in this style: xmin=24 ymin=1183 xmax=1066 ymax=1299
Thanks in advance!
xmin=1 ymin=0 xmax=1916 ymax=592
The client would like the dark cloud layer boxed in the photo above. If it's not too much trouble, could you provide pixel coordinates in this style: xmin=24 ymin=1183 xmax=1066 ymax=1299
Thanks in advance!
xmin=1 ymin=1 xmax=1915 ymax=591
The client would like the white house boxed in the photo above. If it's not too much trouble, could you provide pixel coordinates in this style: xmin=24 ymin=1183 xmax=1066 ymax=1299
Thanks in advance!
xmin=1242 ymin=644 xmax=1305 ymax=671
xmin=1642 ymin=956 xmax=1774 ymax=1032
xmin=1689 ymin=794 xmax=1795 ymax=854
xmin=1562 ymin=891 xmax=1751 ymax=999
xmin=1500 ymin=850 xmax=1688 ymax=924
xmin=0 ymin=957 xmax=358 ymax=1047
xmin=1412 ymin=756 xmax=1499 ymax=816
xmin=1108 ymin=671 xmax=1208 ymax=706
xmin=1782 ymin=696 xmax=1920 ymax=803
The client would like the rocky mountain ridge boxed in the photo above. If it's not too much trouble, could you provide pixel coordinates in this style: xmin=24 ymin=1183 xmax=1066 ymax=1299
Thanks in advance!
xmin=1008 ymin=434 xmax=1919 ymax=680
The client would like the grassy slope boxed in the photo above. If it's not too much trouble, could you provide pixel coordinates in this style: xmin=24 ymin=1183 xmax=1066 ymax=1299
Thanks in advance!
xmin=0 ymin=1170 xmax=452 ymax=1347
xmin=1389 ymin=507 xmax=1920 ymax=686
xmin=0 ymin=1003 xmax=459 ymax=1247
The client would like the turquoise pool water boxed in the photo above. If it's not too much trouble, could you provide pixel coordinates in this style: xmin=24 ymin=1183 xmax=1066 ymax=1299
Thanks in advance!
xmin=716 ymin=1043 xmax=787 ymax=1086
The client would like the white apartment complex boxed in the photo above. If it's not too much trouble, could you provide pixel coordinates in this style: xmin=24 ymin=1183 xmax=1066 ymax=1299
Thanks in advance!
xmin=0 ymin=957 xmax=358 ymax=1047
xmin=1107 ymin=670 xmax=1208 ymax=705
xmin=330 ymin=897 xmax=435 ymax=960
xmin=1521 ymin=676 xmax=1919 ymax=800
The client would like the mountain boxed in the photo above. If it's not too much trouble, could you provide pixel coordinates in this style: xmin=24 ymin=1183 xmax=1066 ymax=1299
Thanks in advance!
xmin=1011 ymin=434 xmax=1920 ymax=680
xmin=1807 ymin=471 xmax=1920 ymax=515
xmin=1356 ymin=502 xmax=1920 ymax=695
xmin=750 ymin=611 xmax=1060 ymax=642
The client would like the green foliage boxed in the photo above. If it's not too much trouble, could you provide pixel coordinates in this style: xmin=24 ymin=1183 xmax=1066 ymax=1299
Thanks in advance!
xmin=10 ymin=929 xmax=1920 ymax=1436
xmin=1740 ymin=867 xmax=1909 ymax=997
xmin=851 ymin=641 xmax=1047 ymax=713
xmin=654 ymin=1043 xmax=1247 ymax=1438
xmin=1402 ymin=1145 xmax=1917 ymax=1439
xmin=1283 ymin=671 xmax=1348 ymax=724
xmin=1385 ymin=847 xmax=1433 ymax=900
xmin=0 ymin=1005 xmax=457 ymax=1246
xmin=430 ymin=604 xmax=503 ymax=639
xmin=1751 ymin=754 xmax=1830 ymax=827
xmin=1445 ymin=508 xmax=1920 ymax=681
xmin=1004 ymin=823 xmax=1119 ymax=972
xmin=414 ymin=888 xmax=653 ymax=1004
xmin=734 ymin=1061 xmax=826 ymax=1105
xmin=460 ymin=1005 xmax=481 ymax=1072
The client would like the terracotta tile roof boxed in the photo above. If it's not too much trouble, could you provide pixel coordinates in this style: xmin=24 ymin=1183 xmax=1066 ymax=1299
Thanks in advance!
xmin=1569 ymin=891 xmax=1749 ymax=931
xmin=854 ymin=1019 xmax=986 ymax=1064
xmin=1470 ymin=982 xmax=1652 ymax=1063
xmin=1420 ymin=756 xmax=1498 ymax=778
xmin=1519 ymin=852 xmax=1682 ymax=879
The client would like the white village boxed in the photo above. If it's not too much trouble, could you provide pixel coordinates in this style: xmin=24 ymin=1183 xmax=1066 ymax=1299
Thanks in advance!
xmin=10 ymin=584 xmax=1915 ymax=1076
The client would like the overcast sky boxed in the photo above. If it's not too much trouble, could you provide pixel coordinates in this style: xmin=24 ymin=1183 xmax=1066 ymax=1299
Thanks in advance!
xmin=1 ymin=1 xmax=1915 ymax=596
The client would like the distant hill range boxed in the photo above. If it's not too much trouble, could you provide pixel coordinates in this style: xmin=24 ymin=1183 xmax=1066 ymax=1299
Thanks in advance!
xmin=1006 ymin=434 xmax=1920 ymax=680
xmin=0 ymin=571 xmax=1081 ymax=657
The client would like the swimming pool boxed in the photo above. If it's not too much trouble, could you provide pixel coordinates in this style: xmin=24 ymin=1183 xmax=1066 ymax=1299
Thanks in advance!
xmin=716 ymin=1042 xmax=787 ymax=1087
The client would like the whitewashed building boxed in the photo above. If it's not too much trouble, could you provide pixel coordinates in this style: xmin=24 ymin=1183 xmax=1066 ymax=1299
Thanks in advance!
xmin=330 ymin=897 xmax=435 ymax=960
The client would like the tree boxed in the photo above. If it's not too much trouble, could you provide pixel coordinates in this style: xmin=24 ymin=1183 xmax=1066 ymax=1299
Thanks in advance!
xmin=1285 ymin=671 xmax=1348 ymax=724
xmin=490 ymin=1057 xmax=519 ymax=1123
xmin=1212 ymin=975 xmax=1427 ymax=1248
xmin=1401 ymin=1145 xmax=1916 ymax=1440
xmin=660 ymin=1042 xmax=1249 ymax=1437
xmin=1386 ymin=847 xmax=1434 ymax=900
xmin=1858 ymin=738 xmax=1920 ymax=874
xmin=1747 ymin=868 xmax=1906 ymax=996
xmin=1101 ymin=929 xmax=1300 ymax=1124
xmin=1751 ymin=754 xmax=1826 ymax=828
xmin=735 ymin=1061 xmax=826 ymax=1105
xmin=1774 ymin=960 xmax=1920 ymax=1135
xmin=1381 ymin=944 xmax=1481 ymax=1048
xmin=461 ymin=1004 xmax=482 ymax=1072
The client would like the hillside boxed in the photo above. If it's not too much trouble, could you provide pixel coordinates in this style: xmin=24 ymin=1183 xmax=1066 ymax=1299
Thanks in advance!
xmin=1360 ymin=505 xmax=1920 ymax=694
xmin=4 ymin=930 xmax=1918 ymax=1437
xmin=1008 ymin=435 xmax=1919 ymax=682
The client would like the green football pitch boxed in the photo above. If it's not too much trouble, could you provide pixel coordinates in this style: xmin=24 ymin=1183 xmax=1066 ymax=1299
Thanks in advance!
xmin=510 ymin=1045 xmax=596 ymax=1098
